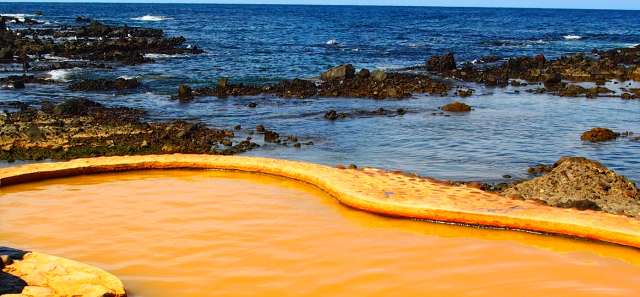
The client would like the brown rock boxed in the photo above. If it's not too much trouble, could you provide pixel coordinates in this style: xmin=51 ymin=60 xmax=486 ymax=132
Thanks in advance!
xmin=502 ymin=157 xmax=640 ymax=217
xmin=580 ymin=128 xmax=619 ymax=142
xmin=440 ymin=101 xmax=472 ymax=112
xmin=177 ymin=84 xmax=193 ymax=102
xmin=426 ymin=53 xmax=456 ymax=72
xmin=320 ymin=64 xmax=355 ymax=81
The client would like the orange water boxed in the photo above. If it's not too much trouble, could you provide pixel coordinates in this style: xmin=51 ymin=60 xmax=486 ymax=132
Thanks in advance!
xmin=1 ymin=170 xmax=640 ymax=297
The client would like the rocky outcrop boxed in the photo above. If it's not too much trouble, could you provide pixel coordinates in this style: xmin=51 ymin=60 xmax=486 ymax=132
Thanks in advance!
xmin=1 ymin=247 xmax=126 ymax=297
xmin=324 ymin=108 xmax=408 ymax=121
xmin=581 ymin=128 xmax=620 ymax=142
xmin=426 ymin=53 xmax=456 ymax=72
xmin=320 ymin=64 xmax=355 ymax=81
xmin=188 ymin=70 xmax=450 ymax=100
xmin=69 ymin=78 xmax=141 ymax=92
xmin=440 ymin=101 xmax=472 ymax=112
xmin=2 ymin=20 xmax=202 ymax=66
xmin=503 ymin=157 xmax=640 ymax=217
xmin=0 ymin=99 xmax=257 ymax=161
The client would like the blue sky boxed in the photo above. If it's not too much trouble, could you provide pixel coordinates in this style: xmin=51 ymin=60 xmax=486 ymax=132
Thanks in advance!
xmin=8 ymin=0 xmax=640 ymax=10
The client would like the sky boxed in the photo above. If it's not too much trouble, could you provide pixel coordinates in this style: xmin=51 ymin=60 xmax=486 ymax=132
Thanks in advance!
xmin=6 ymin=0 xmax=640 ymax=10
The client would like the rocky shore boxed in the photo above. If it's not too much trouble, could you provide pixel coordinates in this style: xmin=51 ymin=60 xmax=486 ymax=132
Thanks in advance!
xmin=0 ymin=99 xmax=257 ymax=161
xmin=1 ymin=15 xmax=639 ymax=220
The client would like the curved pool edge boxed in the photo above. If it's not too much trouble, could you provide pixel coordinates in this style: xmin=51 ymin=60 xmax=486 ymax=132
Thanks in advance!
xmin=2 ymin=154 xmax=640 ymax=252
xmin=1 ymin=248 xmax=126 ymax=297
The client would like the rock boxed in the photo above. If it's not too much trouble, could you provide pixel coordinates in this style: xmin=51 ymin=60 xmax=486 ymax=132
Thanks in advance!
xmin=218 ymin=77 xmax=229 ymax=88
xmin=440 ymin=101 xmax=471 ymax=112
xmin=256 ymin=125 xmax=265 ymax=133
xmin=176 ymin=84 xmax=193 ymax=102
xmin=69 ymin=78 xmax=140 ymax=92
xmin=75 ymin=16 xmax=91 ymax=23
xmin=320 ymin=64 xmax=355 ymax=81
xmin=527 ymin=164 xmax=554 ymax=176
xmin=456 ymin=88 xmax=473 ymax=97
xmin=264 ymin=130 xmax=279 ymax=143
xmin=0 ymin=99 xmax=257 ymax=161
xmin=357 ymin=68 xmax=370 ymax=79
xmin=503 ymin=157 xmax=640 ymax=217
xmin=426 ymin=53 xmax=456 ymax=72
xmin=630 ymin=66 xmax=640 ymax=81
xmin=21 ymin=286 xmax=55 ymax=297
xmin=543 ymin=72 xmax=562 ymax=87
xmin=247 ymin=102 xmax=257 ymax=108
xmin=581 ymin=128 xmax=620 ymax=142
xmin=371 ymin=69 xmax=387 ymax=82
xmin=0 ymin=47 xmax=14 ymax=60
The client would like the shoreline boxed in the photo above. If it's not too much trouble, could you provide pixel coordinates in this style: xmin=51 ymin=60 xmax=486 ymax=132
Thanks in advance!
xmin=2 ymin=154 xmax=640 ymax=249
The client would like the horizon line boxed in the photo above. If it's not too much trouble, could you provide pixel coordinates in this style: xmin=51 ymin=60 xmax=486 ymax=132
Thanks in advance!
xmin=3 ymin=1 xmax=640 ymax=12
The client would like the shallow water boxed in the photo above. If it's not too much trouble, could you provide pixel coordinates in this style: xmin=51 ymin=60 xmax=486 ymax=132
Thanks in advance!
xmin=2 ymin=170 xmax=640 ymax=296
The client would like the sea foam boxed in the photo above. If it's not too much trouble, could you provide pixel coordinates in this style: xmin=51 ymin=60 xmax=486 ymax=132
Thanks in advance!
xmin=563 ymin=35 xmax=583 ymax=40
xmin=47 ymin=69 xmax=77 ymax=82
xmin=131 ymin=15 xmax=171 ymax=22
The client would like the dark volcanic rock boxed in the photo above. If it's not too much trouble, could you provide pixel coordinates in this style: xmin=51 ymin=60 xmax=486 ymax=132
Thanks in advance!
xmin=426 ymin=53 xmax=456 ymax=72
xmin=581 ymin=128 xmax=620 ymax=142
xmin=324 ymin=108 xmax=409 ymax=121
xmin=440 ymin=101 xmax=472 ymax=112
xmin=191 ymin=70 xmax=450 ymax=100
xmin=69 ymin=78 xmax=140 ymax=92
xmin=3 ymin=20 xmax=202 ymax=66
xmin=503 ymin=157 xmax=640 ymax=217
xmin=0 ymin=99 xmax=258 ymax=161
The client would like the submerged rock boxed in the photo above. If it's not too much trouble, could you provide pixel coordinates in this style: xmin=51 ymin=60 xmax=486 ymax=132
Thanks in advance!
xmin=581 ymin=128 xmax=620 ymax=142
xmin=503 ymin=157 xmax=640 ymax=217
xmin=440 ymin=101 xmax=472 ymax=112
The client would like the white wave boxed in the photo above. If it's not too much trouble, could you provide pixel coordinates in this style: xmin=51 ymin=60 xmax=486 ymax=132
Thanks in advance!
xmin=143 ymin=53 xmax=188 ymax=59
xmin=627 ymin=43 xmax=640 ymax=48
xmin=1 ymin=13 xmax=34 ymax=22
xmin=117 ymin=75 xmax=139 ymax=80
xmin=563 ymin=35 xmax=583 ymax=40
xmin=326 ymin=39 xmax=338 ymax=46
xmin=131 ymin=15 xmax=171 ymax=22
xmin=42 ymin=54 xmax=73 ymax=62
xmin=46 ymin=68 xmax=78 ymax=82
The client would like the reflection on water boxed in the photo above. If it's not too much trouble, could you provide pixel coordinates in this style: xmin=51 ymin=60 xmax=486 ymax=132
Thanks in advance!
xmin=1 ymin=170 xmax=640 ymax=296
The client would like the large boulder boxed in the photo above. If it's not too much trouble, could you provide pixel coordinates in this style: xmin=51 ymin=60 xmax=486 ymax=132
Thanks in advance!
xmin=320 ymin=64 xmax=355 ymax=81
xmin=503 ymin=157 xmax=640 ymax=217
xmin=426 ymin=53 xmax=456 ymax=72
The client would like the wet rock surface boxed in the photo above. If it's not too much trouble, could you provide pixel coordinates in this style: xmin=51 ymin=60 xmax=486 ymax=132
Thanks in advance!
xmin=440 ymin=101 xmax=472 ymax=112
xmin=1 ymin=20 xmax=202 ymax=66
xmin=324 ymin=107 xmax=408 ymax=120
xmin=580 ymin=127 xmax=620 ymax=142
xmin=503 ymin=157 xmax=640 ymax=217
xmin=185 ymin=70 xmax=450 ymax=100
xmin=424 ymin=48 xmax=640 ymax=99
xmin=0 ymin=99 xmax=258 ymax=161
xmin=68 ymin=78 xmax=140 ymax=92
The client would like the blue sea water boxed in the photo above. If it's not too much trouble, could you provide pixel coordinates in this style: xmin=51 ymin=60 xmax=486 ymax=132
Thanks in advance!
xmin=1 ymin=3 xmax=639 ymax=182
